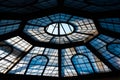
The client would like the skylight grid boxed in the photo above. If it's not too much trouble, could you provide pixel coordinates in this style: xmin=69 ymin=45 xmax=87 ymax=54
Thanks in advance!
xmin=0 ymin=24 xmax=20 ymax=35
xmin=72 ymin=55 xmax=94 ymax=74
xmin=99 ymin=18 xmax=120 ymax=33
xmin=98 ymin=34 xmax=115 ymax=43
xmin=75 ymin=46 xmax=111 ymax=73
xmin=0 ymin=46 xmax=22 ymax=73
xmin=49 ymin=13 xmax=71 ymax=22
xmin=61 ymin=48 xmax=77 ymax=77
xmin=24 ymin=13 xmax=98 ymax=44
xmin=90 ymin=35 xmax=120 ymax=69
xmin=5 ymin=36 xmax=32 ymax=52
xmin=0 ymin=0 xmax=120 ymax=78
xmin=24 ymin=25 xmax=53 ymax=42
xmin=0 ymin=46 xmax=12 ymax=59
xmin=9 ymin=47 xmax=45 ymax=74
xmin=28 ymin=17 xmax=52 ymax=26
xmin=67 ymin=33 xmax=89 ymax=42
xmin=9 ymin=47 xmax=59 ymax=77
xmin=26 ymin=56 xmax=48 ymax=75
xmin=108 ymin=44 xmax=120 ymax=57
xmin=0 ymin=20 xmax=21 ymax=26
xmin=43 ymin=48 xmax=58 ymax=77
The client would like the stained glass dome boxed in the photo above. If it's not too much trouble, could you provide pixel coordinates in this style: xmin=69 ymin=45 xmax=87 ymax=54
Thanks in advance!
xmin=0 ymin=0 xmax=120 ymax=80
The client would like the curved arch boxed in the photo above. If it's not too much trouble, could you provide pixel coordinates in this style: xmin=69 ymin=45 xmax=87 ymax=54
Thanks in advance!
xmin=25 ymin=55 xmax=48 ymax=76
xmin=0 ymin=45 xmax=13 ymax=60
xmin=107 ymin=43 xmax=120 ymax=58
xmin=71 ymin=54 xmax=94 ymax=75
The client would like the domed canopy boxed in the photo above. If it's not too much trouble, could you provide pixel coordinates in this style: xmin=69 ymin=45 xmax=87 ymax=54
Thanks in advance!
xmin=0 ymin=0 xmax=120 ymax=80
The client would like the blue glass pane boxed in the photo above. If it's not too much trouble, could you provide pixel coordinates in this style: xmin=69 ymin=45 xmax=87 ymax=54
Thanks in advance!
xmin=98 ymin=34 xmax=115 ymax=43
xmin=0 ymin=20 xmax=21 ymax=26
xmin=49 ymin=13 xmax=71 ymax=22
xmin=108 ymin=44 xmax=120 ymax=57
xmin=72 ymin=55 xmax=94 ymax=74
xmin=99 ymin=18 xmax=120 ymax=33
xmin=9 ymin=47 xmax=45 ymax=74
xmin=0 ymin=24 xmax=20 ymax=35
xmin=90 ymin=35 xmax=120 ymax=69
xmin=28 ymin=17 xmax=52 ymax=26
xmin=0 ymin=20 xmax=21 ymax=35
xmin=75 ymin=46 xmax=111 ymax=73
xmin=26 ymin=56 xmax=48 ymax=75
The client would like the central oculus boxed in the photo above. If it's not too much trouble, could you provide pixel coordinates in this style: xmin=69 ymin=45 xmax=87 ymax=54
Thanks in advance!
xmin=46 ymin=23 xmax=74 ymax=36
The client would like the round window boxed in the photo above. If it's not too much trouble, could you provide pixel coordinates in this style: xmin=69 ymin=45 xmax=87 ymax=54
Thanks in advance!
xmin=46 ymin=23 xmax=74 ymax=36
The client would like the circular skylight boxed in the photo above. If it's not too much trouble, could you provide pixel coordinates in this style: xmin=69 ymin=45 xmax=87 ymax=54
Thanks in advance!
xmin=46 ymin=23 xmax=74 ymax=36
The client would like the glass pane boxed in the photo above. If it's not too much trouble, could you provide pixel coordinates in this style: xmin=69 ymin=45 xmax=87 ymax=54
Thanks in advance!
xmin=26 ymin=55 xmax=48 ymax=75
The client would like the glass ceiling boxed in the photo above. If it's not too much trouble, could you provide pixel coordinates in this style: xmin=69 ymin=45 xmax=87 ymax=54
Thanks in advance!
xmin=24 ymin=13 xmax=98 ymax=44
xmin=0 ymin=13 xmax=120 ymax=78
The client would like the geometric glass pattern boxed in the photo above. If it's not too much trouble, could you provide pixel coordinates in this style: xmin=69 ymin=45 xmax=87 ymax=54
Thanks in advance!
xmin=9 ymin=47 xmax=59 ymax=77
xmin=6 ymin=45 xmax=112 ymax=77
xmin=72 ymin=54 xmax=94 ymax=74
xmin=5 ymin=36 xmax=32 ymax=52
xmin=0 ymin=44 xmax=23 ymax=73
xmin=0 ymin=0 xmax=120 ymax=78
xmin=75 ymin=46 xmax=111 ymax=73
xmin=90 ymin=34 xmax=120 ymax=69
xmin=108 ymin=44 xmax=120 ymax=57
xmin=24 ymin=13 xmax=98 ymax=44
xmin=0 ymin=20 xmax=21 ymax=35
xmin=0 ymin=12 xmax=119 ymax=78
xmin=26 ymin=55 xmax=48 ymax=76
xmin=99 ymin=18 xmax=120 ymax=33
xmin=0 ymin=45 xmax=12 ymax=60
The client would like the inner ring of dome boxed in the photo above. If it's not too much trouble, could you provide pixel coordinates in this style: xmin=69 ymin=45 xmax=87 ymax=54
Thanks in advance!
xmin=46 ymin=23 xmax=74 ymax=36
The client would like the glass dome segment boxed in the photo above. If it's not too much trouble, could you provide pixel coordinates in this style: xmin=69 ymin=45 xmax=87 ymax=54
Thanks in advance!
xmin=24 ymin=13 xmax=98 ymax=44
